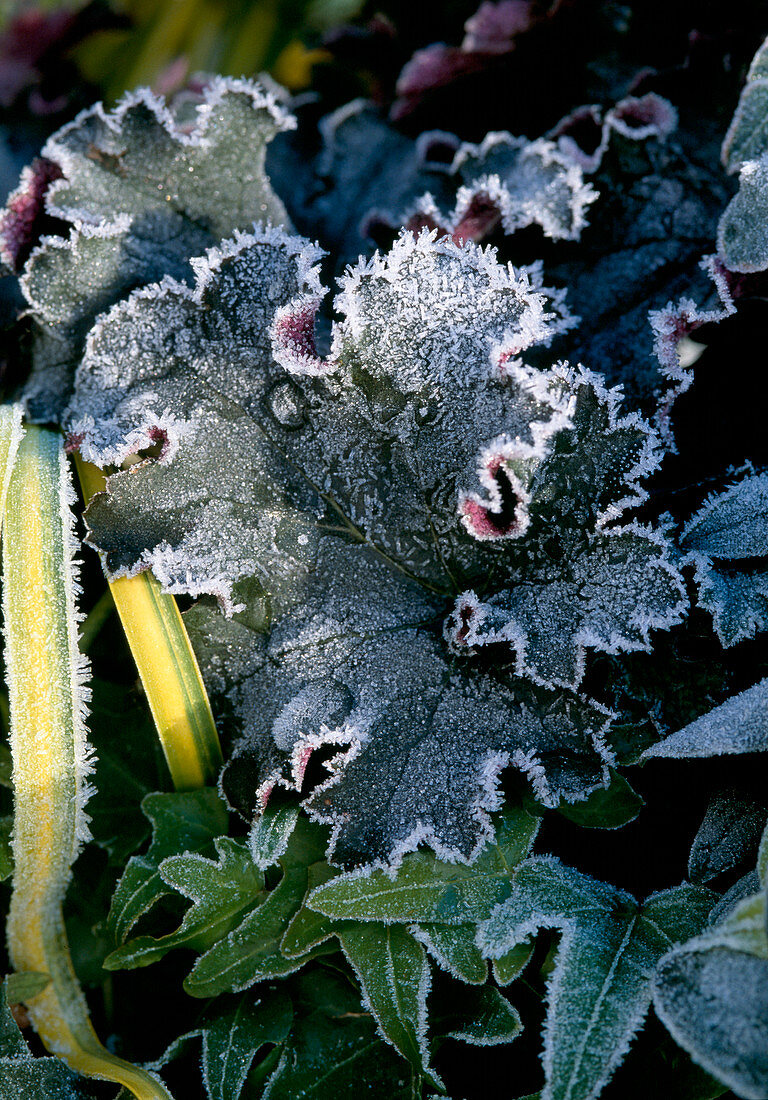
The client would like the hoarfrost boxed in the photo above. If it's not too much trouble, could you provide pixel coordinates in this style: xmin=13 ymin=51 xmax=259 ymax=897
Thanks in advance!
xmin=681 ymin=472 xmax=768 ymax=646
xmin=12 ymin=77 xmax=293 ymax=420
xmin=478 ymin=859 xmax=715 ymax=1100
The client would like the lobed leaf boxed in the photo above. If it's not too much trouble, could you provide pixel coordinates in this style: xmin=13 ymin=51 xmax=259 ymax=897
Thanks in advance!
xmin=681 ymin=472 xmax=768 ymax=646
xmin=477 ymin=859 xmax=716 ymax=1100
xmin=15 ymin=77 xmax=293 ymax=421
xmin=106 ymin=788 xmax=228 ymax=945
xmin=66 ymin=223 xmax=651 ymax=865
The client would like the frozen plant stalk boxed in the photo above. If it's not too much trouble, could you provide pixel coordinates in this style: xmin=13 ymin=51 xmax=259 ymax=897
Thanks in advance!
xmin=0 ymin=409 xmax=173 ymax=1099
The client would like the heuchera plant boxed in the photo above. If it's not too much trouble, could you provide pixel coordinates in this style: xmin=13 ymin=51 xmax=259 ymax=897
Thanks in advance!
xmin=2 ymin=11 xmax=768 ymax=1100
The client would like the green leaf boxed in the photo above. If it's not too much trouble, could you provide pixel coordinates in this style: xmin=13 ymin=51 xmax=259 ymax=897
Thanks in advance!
xmin=107 ymin=787 xmax=228 ymax=945
xmin=201 ymin=989 xmax=293 ymax=1100
xmin=3 ymin=973 xmax=50 ymax=1005
xmin=19 ymin=79 xmax=293 ymax=421
xmin=491 ymin=942 xmax=534 ymax=987
xmin=184 ymin=865 xmax=322 ymax=997
xmin=412 ymin=924 xmax=488 ymax=985
xmin=431 ymin=984 xmax=522 ymax=1046
xmin=281 ymin=862 xmax=347 ymax=959
xmin=555 ymin=769 xmax=643 ymax=829
xmin=250 ymin=803 xmax=300 ymax=870
xmin=104 ymin=836 xmax=265 ymax=970
xmin=654 ymin=947 xmax=768 ymax=1100
xmin=477 ymin=859 xmax=716 ymax=1100
xmin=307 ymin=804 xmax=539 ymax=924
xmin=264 ymin=970 xmax=414 ymax=1099
xmin=336 ymin=923 xmax=441 ymax=1089
xmin=0 ymin=981 xmax=80 ymax=1097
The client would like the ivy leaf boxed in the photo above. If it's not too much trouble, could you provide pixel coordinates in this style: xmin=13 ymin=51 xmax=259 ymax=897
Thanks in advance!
xmin=106 ymin=788 xmax=228 ymax=945
xmin=264 ymin=969 xmax=414 ymax=1099
xmin=307 ymin=804 xmax=538 ymax=924
xmin=15 ymin=77 xmax=293 ymax=420
xmin=411 ymin=924 xmax=488 ymax=985
xmin=641 ymin=677 xmax=768 ymax=762
xmin=680 ymin=472 xmax=768 ymax=647
xmin=104 ymin=836 xmax=266 ymax=970
xmin=336 ymin=923 xmax=442 ymax=1090
xmin=477 ymin=858 xmax=716 ymax=1100
xmin=182 ymin=818 xmax=334 ymax=998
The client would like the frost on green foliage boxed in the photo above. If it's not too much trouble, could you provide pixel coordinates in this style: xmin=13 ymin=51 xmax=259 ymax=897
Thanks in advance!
xmin=476 ymin=858 xmax=715 ymax=1100
xmin=718 ymin=36 xmax=768 ymax=272
xmin=680 ymin=472 xmax=768 ymax=646
xmin=641 ymin=676 xmax=768 ymax=762
xmin=0 ymin=981 xmax=80 ymax=1099
xmin=688 ymin=789 xmax=768 ymax=885
xmin=722 ymin=35 xmax=768 ymax=173
xmin=652 ymin=842 xmax=768 ymax=1099
xmin=106 ymin=812 xmax=333 ymax=997
xmin=13 ymin=77 xmax=293 ymax=420
xmin=149 ymin=989 xmax=293 ymax=1100
xmin=406 ymin=133 xmax=598 ymax=244
xmin=63 ymin=223 xmax=685 ymax=866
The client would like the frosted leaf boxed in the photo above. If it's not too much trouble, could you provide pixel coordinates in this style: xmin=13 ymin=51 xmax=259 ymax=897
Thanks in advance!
xmin=641 ymin=677 xmax=768 ymax=762
xmin=0 ymin=156 xmax=61 ymax=272
xmin=718 ymin=154 xmax=768 ymax=273
xmin=681 ymin=472 xmax=768 ymax=646
xmin=71 ymin=228 xmax=572 ymax=600
xmin=688 ymin=789 xmax=768 ymax=885
xmin=411 ymin=134 xmax=598 ymax=244
xmin=66 ymin=226 xmax=680 ymax=865
xmin=447 ymin=367 xmax=686 ymax=688
xmin=722 ymin=36 xmax=768 ymax=173
xmin=552 ymin=94 xmax=678 ymax=174
xmin=653 ymin=867 xmax=768 ymax=1100
xmin=268 ymin=99 xmax=457 ymax=269
xmin=654 ymin=948 xmax=768 ymax=1100
xmin=187 ymin=549 xmax=614 ymax=868
xmin=477 ymin=858 xmax=715 ymax=1100
xmin=0 ymin=979 xmax=81 ymax=1096
xmin=14 ymin=77 xmax=293 ymax=420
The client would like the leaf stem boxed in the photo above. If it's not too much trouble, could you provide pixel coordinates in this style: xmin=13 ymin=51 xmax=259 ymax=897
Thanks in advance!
xmin=1 ymin=415 xmax=174 ymax=1099
xmin=75 ymin=456 xmax=223 ymax=790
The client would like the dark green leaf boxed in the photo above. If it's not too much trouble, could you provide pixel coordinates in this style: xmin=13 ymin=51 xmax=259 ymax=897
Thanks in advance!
xmin=337 ymin=923 xmax=441 ymax=1088
xmin=107 ymin=788 xmax=228 ymax=945
xmin=264 ymin=970 xmax=413 ymax=1099
xmin=307 ymin=804 xmax=539 ymax=924
xmin=104 ymin=837 xmax=265 ymax=970
xmin=478 ymin=859 xmax=716 ymax=1100
xmin=556 ymin=769 xmax=643 ymax=829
